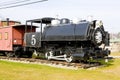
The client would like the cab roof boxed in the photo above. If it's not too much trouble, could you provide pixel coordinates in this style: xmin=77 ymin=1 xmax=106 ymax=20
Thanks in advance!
xmin=26 ymin=17 xmax=55 ymax=24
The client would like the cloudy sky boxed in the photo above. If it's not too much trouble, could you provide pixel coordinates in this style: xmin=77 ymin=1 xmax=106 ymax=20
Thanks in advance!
xmin=0 ymin=0 xmax=120 ymax=33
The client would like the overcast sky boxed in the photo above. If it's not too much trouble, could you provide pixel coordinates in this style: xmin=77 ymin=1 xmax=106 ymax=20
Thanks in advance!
xmin=0 ymin=0 xmax=120 ymax=33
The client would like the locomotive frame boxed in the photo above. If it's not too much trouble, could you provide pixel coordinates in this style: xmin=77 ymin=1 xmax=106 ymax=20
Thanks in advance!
xmin=24 ymin=17 xmax=110 ymax=62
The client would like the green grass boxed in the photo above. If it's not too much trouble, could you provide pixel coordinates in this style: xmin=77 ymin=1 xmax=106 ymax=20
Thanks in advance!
xmin=0 ymin=57 xmax=120 ymax=80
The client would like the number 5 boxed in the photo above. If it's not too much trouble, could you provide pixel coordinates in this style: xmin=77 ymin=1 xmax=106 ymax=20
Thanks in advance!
xmin=31 ymin=35 xmax=36 ymax=45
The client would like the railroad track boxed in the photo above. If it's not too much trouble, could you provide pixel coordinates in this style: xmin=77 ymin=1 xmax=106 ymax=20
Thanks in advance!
xmin=0 ymin=56 xmax=101 ymax=70
xmin=108 ymin=56 xmax=120 ymax=59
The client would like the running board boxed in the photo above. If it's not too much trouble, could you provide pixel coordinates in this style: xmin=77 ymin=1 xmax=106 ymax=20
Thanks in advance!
xmin=53 ymin=55 xmax=65 ymax=58
xmin=48 ymin=56 xmax=66 ymax=61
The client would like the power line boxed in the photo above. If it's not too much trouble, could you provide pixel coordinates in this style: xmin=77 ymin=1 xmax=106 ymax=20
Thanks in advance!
xmin=0 ymin=0 xmax=31 ymax=7
xmin=0 ymin=0 xmax=48 ymax=9
xmin=0 ymin=0 xmax=24 ymax=4
xmin=0 ymin=0 xmax=17 ymax=4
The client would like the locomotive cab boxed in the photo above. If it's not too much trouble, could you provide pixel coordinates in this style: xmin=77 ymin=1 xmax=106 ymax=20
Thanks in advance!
xmin=24 ymin=17 xmax=55 ymax=47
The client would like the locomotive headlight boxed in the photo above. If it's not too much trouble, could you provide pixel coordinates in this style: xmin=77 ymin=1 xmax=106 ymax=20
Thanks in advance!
xmin=96 ymin=20 xmax=103 ymax=28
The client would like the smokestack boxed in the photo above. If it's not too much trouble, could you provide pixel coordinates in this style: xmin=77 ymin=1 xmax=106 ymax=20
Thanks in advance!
xmin=6 ymin=18 xmax=9 ymax=26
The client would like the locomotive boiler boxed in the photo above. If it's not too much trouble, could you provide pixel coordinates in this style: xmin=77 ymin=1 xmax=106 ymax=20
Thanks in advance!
xmin=24 ymin=17 xmax=110 ymax=62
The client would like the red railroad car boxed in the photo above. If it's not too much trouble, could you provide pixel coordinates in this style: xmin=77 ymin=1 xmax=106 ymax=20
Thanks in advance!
xmin=0 ymin=19 xmax=36 ymax=57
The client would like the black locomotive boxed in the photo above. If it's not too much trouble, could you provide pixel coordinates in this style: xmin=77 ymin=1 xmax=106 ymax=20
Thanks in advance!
xmin=24 ymin=17 xmax=110 ymax=62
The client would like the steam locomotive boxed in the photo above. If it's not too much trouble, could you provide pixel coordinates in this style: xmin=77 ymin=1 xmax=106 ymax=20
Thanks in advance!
xmin=0 ymin=17 xmax=110 ymax=62
xmin=24 ymin=17 xmax=110 ymax=62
